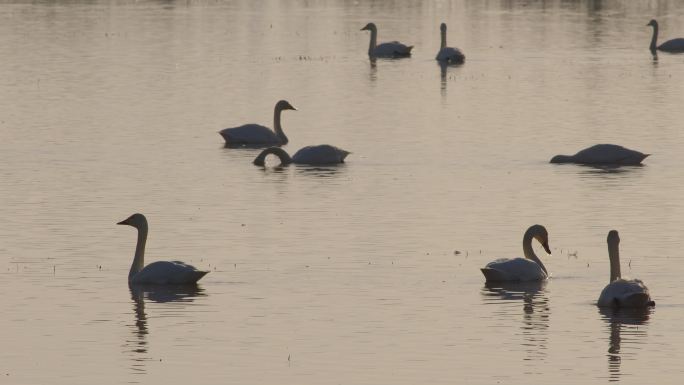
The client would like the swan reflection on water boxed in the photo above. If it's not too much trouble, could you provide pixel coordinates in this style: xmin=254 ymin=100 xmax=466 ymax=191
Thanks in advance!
xmin=598 ymin=307 xmax=651 ymax=382
xmin=126 ymin=284 xmax=206 ymax=375
xmin=482 ymin=281 xmax=550 ymax=362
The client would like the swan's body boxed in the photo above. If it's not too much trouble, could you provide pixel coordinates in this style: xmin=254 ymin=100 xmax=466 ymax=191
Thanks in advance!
xmin=219 ymin=100 xmax=296 ymax=146
xmin=118 ymin=213 xmax=209 ymax=285
xmin=648 ymin=19 xmax=684 ymax=53
xmin=435 ymin=23 xmax=465 ymax=64
xmin=253 ymin=145 xmax=350 ymax=166
xmin=481 ymin=225 xmax=552 ymax=282
xmin=550 ymin=144 xmax=649 ymax=165
xmin=598 ymin=230 xmax=654 ymax=308
xmin=361 ymin=23 xmax=413 ymax=58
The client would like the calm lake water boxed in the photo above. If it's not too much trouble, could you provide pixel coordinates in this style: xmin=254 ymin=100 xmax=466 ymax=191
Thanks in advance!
xmin=1 ymin=0 xmax=684 ymax=384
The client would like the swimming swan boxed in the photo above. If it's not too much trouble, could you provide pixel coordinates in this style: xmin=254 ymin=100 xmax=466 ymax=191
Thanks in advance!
xmin=118 ymin=213 xmax=209 ymax=285
xmin=481 ymin=225 xmax=552 ymax=282
xmin=435 ymin=23 xmax=465 ymax=64
xmin=550 ymin=144 xmax=649 ymax=165
xmin=597 ymin=230 xmax=655 ymax=308
xmin=219 ymin=100 xmax=296 ymax=146
xmin=647 ymin=19 xmax=684 ymax=53
xmin=361 ymin=23 xmax=413 ymax=58
xmin=253 ymin=145 xmax=350 ymax=166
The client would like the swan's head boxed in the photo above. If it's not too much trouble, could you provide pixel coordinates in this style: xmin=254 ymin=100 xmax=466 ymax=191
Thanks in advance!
xmin=647 ymin=19 xmax=657 ymax=27
xmin=440 ymin=23 xmax=447 ymax=32
xmin=607 ymin=230 xmax=620 ymax=245
xmin=361 ymin=23 xmax=377 ymax=32
xmin=117 ymin=213 xmax=148 ymax=229
xmin=528 ymin=224 xmax=551 ymax=255
xmin=275 ymin=100 xmax=297 ymax=112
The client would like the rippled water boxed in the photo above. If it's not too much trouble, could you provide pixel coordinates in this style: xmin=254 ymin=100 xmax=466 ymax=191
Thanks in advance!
xmin=1 ymin=0 xmax=684 ymax=384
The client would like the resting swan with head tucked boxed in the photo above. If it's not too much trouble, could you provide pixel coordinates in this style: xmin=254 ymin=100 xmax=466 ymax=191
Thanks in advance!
xmin=219 ymin=100 xmax=296 ymax=146
xmin=253 ymin=145 xmax=350 ymax=166
xmin=435 ymin=23 xmax=465 ymax=64
xmin=481 ymin=225 xmax=552 ymax=282
xmin=597 ymin=230 xmax=655 ymax=308
xmin=647 ymin=19 xmax=684 ymax=53
xmin=361 ymin=23 xmax=413 ymax=58
xmin=118 ymin=213 xmax=209 ymax=285
xmin=550 ymin=144 xmax=649 ymax=165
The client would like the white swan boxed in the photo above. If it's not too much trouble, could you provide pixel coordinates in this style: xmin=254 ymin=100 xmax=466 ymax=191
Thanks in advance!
xmin=481 ymin=225 xmax=552 ymax=282
xmin=597 ymin=230 xmax=655 ymax=308
xmin=647 ymin=19 xmax=684 ymax=53
xmin=550 ymin=144 xmax=649 ymax=165
xmin=118 ymin=213 xmax=209 ymax=285
xmin=219 ymin=100 xmax=296 ymax=146
xmin=361 ymin=23 xmax=413 ymax=58
xmin=253 ymin=145 xmax=350 ymax=166
xmin=435 ymin=23 xmax=465 ymax=64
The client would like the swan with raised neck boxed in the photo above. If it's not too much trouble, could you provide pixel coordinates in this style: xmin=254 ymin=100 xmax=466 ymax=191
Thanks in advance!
xmin=360 ymin=22 xmax=413 ymax=58
xmin=647 ymin=19 xmax=684 ymax=53
xmin=219 ymin=100 xmax=296 ymax=146
xmin=118 ymin=213 xmax=209 ymax=285
xmin=598 ymin=230 xmax=654 ymax=308
xmin=435 ymin=23 xmax=465 ymax=64
xmin=480 ymin=224 xmax=552 ymax=282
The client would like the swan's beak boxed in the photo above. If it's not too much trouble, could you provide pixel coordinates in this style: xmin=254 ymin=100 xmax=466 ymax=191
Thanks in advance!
xmin=542 ymin=242 xmax=551 ymax=255
xmin=117 ymin=219 xmax=128 ymax=225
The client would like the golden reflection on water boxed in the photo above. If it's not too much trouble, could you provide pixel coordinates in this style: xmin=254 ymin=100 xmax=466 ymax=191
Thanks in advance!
xmin=598 ymin=307 xmax=651 ymax=383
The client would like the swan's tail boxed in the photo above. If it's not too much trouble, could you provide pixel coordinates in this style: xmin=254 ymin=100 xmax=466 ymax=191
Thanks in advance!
xmin=189 ymin=270 xmax=209 ymax=283
xmin=617 ymin=292 xmax=654 ymax=308
xmin=480 ymin=268 xmax=509 ymax=282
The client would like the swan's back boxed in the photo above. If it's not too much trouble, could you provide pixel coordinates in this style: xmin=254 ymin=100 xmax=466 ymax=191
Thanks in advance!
xmin=131 ymin=261 xmax=209 ymax=285
xmin=373 ymin=42 xmax=413 ymax=58
xmin=659 ymin=38 xmax=684 ymax=52
xmin=552 ymin=144 xmax=648 ymax=165
xmin=291 ymin=144 xmax=350 ymax=164
xmin=481 ymin=258 xmax=547 ymax=282
xmin=219 ymin=124 xmax=280 ymax=145
xmin=574 ymin=144 xmax=648 ymax=165
xmin=436 ymin=47 xmax=465 ymax=63
xmin=598 ymin=278 xmax=652 ymax=308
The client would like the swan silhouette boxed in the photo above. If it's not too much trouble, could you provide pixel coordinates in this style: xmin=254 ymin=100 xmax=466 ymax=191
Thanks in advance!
xmin=647 ymin=19 xmax=684 ymax=53
xmin=117 ymin=213 xmax=209 ymax=285
xmin=219 ymin=100 xmax=296 ymax=146
xmin=435 ymin=23 xmax=465 ymax=64
xmin=550 ymin=144 xmax=649 ymax=165
xmin=361 ymin=23 xmax=413 ymax=58
xmin=481 ymin=225 xmax=552 ymax=282
xmin=253 ymin=145 xmax=350 ymax=166
xmin=597 ymin=230 xmax=655 ymax=308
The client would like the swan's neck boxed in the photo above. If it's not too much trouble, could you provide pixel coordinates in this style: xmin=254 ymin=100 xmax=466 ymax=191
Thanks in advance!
xmin=253 ymin=147 xmax=292 ymax=166
xmin=129 ymin=224 xmax=147 ymax=280
xmin=368 ymin=28 xmax=377 ymax=56
xmin=523 ymin=232 xmax=548 ymax=275
xmin=273 ymin=107 xmax=289 ymax=144
xmin=650 ymin=24 xmax=658 ymax=52
xmin=440 ymin=29 xmax=447 ymax=50
xmin=608 ymin=241 xmax=621 ymax=283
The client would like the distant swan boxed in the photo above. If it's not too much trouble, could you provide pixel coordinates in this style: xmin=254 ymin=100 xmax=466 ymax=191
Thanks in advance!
xmin=597 ymin=230 xmax=655 ymax=308
xmin=435 ymin=23 xmax=465 ymax=64
xmin=361 ymin=23 xmax=413 ymax=58
xmin=647 ymin=19 xmax=684 ymax=53
xmin=550 ymin=144 xmax=649 ymax=165
xmin=219 ymin=100 xmax=296 ymax=146
xmin=253 ymin=145 xmax=350 ymax=166
xmin=481 ymin=225 xmax=552 ymax=282
xmin=118 ymin=213 xmax=209 ymax=285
